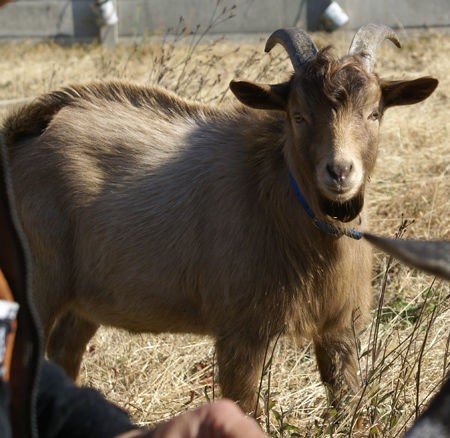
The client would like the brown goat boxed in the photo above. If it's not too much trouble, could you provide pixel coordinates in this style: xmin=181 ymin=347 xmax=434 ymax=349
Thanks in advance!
xmin=1 ymin=25 xmax=438 ymax=412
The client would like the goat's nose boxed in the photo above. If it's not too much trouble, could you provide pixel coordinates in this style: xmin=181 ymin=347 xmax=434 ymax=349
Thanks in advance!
xmin=326 ymin=162 xmax=353 ymax=183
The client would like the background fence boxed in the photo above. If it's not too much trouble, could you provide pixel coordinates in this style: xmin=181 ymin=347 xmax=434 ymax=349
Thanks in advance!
xmin=0 ymin=0 xmax=449 ymax=42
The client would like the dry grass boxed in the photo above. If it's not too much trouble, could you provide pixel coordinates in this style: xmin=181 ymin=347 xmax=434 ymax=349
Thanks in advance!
xmin=0 ymin=9 xmax=449 ymax=437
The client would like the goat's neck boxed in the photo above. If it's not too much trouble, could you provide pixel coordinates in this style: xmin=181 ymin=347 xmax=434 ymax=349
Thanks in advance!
xmin=242 ymin=112 xmax=364 ymax=249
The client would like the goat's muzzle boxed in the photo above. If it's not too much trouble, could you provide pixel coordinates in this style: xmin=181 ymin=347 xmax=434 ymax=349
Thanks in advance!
xmin=317 ymin=154 xmax=365 ymax=206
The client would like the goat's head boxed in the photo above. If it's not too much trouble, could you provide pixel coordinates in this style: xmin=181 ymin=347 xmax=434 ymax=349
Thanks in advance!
xmin=230 ymin=24 xmax=438 ymax=223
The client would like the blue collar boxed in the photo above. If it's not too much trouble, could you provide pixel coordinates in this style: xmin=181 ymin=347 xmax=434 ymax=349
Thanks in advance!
xmin=288 ymin=171 xmax=363 ymax=240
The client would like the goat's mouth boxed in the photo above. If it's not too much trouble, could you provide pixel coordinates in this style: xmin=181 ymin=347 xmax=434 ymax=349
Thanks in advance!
xmin=319 ymin=192 xmax=364 ymax=223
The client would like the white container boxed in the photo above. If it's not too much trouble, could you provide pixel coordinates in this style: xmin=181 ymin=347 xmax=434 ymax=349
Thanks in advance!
xmin=97 ymin=0 xmax=118 ymax=26
xmin=320 ymin=1 xmax=349 ymax=32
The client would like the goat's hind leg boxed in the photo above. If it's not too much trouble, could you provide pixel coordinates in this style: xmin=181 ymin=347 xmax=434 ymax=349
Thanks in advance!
xmin=47 ymin=311 xmax=99 ymax=382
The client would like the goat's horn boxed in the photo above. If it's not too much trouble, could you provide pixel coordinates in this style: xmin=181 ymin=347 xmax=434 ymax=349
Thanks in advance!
xmin=348 ymin=24 xmax=401 ymax=72
xmin=265 ymin=28 xmax=318 ymax=72
xmin=363 ymin=233 xmax=450 ymax=280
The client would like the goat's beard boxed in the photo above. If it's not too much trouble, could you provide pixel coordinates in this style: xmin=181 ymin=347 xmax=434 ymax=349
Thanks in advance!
xmin=319 ymin=191 xmax=364 ymax=223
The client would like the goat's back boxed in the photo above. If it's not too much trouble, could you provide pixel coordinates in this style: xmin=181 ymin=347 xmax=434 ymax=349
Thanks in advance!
xmin=4 ymin=82 xmax=294 ymax=333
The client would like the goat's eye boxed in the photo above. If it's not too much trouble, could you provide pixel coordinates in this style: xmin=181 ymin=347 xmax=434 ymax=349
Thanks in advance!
xmin=368 ymin=110 xmax=380 ymax=121
xmin=293 ymin=113 xmax=305 ymax=124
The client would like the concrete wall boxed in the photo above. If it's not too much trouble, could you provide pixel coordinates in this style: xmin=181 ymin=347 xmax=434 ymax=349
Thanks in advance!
xmin=0 ymin=0 xmax=98 ymax=39
xmin=0 ymin=0 xmax=449 ymax=41
xmin=339 ymin=0 xmax=450 ymax=29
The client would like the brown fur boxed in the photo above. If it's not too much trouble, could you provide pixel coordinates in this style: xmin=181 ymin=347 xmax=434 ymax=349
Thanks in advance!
xmin=1 ymin=46 xmax=437 ymax=412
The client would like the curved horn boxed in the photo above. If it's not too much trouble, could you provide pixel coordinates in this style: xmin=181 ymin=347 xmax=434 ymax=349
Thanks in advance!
xmin=265 ymin=28 xmax=318 ymax=72
xmin=348 ymin=23 xmax=401 ymax=72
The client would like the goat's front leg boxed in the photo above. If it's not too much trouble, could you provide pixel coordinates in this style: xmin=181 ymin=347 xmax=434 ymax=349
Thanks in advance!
xmin=314 ymin=330 xmax=360 ymax=406
xmin=215 ymin=333 xmax=269 ymax=415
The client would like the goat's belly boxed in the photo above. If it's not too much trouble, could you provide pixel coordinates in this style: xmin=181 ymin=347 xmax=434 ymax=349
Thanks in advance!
xmin=75 ymin=291 xmax=208 ymax=335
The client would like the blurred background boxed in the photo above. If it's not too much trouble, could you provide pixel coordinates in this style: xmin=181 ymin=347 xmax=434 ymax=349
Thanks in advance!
xmin=0 ymin=0 xmax=449 ymax=43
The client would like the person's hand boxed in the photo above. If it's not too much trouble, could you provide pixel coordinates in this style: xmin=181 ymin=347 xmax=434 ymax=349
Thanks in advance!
xmin=0 ymin=0 xmax=13 ymax=6
xmin=119 ymin=399 xmax=267 ymax=438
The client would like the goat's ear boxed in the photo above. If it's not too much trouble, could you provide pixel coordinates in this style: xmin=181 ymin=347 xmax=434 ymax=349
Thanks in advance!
xmin=381 ymin=77 xmax=438 ymax=109
xmin=229 ymin=80 xmax=290 ymax=110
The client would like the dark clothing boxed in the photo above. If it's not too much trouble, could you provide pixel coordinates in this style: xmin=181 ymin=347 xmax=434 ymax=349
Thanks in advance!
xmin=0 ymin=360 xmax=136 ymax=438
xmin=0 ymin=380 xmax=12 ymax=437
xmin=37 ymin=361 xmax=135 ymax=438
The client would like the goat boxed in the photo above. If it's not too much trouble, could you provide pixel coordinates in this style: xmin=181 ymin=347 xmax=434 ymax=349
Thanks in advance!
xmin=1 ymin=24 xmax=438 ymax=412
